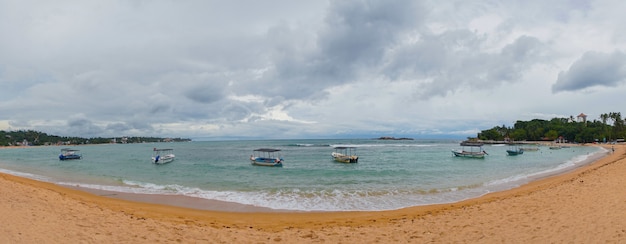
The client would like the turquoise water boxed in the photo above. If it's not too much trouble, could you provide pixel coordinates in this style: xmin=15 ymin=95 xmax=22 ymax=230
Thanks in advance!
xmin=0 ymin=139 xmax=605 ymax=211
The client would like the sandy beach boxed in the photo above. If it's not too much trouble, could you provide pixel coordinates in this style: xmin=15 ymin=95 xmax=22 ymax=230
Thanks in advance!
xmin=1 ymin=144 xmax=625 ymax=243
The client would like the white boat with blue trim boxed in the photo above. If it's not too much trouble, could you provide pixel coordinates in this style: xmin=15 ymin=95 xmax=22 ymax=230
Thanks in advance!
xmin=250 ymin=148 xmax=283 ymax=167
xmin=152 ymin=148 xmax=175 ymax=165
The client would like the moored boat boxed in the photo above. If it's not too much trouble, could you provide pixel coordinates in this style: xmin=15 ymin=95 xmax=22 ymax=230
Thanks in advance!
xmin=506 ymin=144 xmax=524 ymax=156
xmin=152 ymin=148 xmax=175 ymax=164
xmin=331 ymin=146 xmax=359 ymax=163
xmin=250 ymin=148 xmax=283 ymax=167
xmin=520 ymin=147 xmax=539 ymax=151
xmin=59 ymin=148 xmax=82 ymax=160
xmin=452 ymin=142 xmax=487 ymax=158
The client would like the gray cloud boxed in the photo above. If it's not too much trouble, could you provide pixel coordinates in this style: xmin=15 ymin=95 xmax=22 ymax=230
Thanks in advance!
xmin=1 ymin=0 xmax=625 ymax=139
xmin=259 ymin=0 xmax=423 ymax=100
xmin=184 ymin=83 xmax=225 ymax=104
xmin=385 ymin=32 xmax=544 ymax=99
xmin=66 ymin=117 xmax=104 ymax=137
xmin=487 ymin=35 xmax=545 ymax=82
xmin=552 ymin=50 xmax=626 ymax=92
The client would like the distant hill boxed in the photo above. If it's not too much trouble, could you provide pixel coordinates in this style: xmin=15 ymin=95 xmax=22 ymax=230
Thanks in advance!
xmin=0 ymin=130 xmax=191 ymax=146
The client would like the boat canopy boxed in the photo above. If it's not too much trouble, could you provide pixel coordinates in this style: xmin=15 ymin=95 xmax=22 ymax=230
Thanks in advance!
xmin=253 ymin=148 xmax=281 ymax=152
xmin=334 ymin=146 xmax=357 ymax=154
xmin=61 ymin=148 xmax=80 ymax=152
xmin=333 ymin=146 xmax=356 ymax=149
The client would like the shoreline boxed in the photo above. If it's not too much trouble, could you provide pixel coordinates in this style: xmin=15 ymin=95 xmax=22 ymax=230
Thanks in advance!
xmin=1 ymin=144 xmax=625 ymax=242
xmin=64 ymin=185 xmax=298 ymax=213
xmin=0 ymin=142 xmax=606 ymax=213
xmin=62 ymin=145 xmax=608 ymax=213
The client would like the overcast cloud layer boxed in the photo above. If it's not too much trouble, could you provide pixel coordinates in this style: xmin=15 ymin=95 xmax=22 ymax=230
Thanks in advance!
xmin=1 ymin=0 xmax=626 ymax=139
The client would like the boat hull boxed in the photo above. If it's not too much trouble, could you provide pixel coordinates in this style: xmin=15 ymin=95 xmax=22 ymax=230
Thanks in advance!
xmin=59 ymin=154 xmax=82 ymax=160
xmin=152 ymin=154 xmax=175 ymax=164
xmin=506 ymin=150 xmax=524 ymax=156
xmin=250 ymin=157 xmax=283 ymax=167
xmin=59 ymin=148 xmax=82 ymax=160
xmin=452 ymin=150 xmax=486 ymax=158
xmin=331 ymin=152 xmax=358 ymax=163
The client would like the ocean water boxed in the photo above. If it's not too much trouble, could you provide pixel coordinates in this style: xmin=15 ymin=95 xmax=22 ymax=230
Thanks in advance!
xmin=0 ymin=139 xmax=605 ymax=211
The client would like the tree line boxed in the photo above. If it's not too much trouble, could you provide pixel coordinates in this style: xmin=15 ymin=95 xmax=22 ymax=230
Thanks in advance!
xmin=0 ymin=130 xmax=191 ymax=146
xmin=478 ymin=112 xmax=625 ymax=143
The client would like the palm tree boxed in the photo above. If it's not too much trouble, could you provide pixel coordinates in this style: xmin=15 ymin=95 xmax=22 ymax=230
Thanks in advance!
xmin=608 ymin=112 xmax=624 ymax=141
xmin=613 ymin=112 xmax=624 ymax=139
xmin=600 ymin=113 xmax=609 ymax=140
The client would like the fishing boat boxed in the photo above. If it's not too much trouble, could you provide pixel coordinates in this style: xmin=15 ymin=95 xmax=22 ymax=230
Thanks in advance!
xmin=331 ymin=146 xmax=359 ymax=163
xmin=59 ymin=148 xmax=82 ymax=160
xmin=452 ymin=142 xmax=487 ymax=158
xmin=250 ymin=148 xmax=283 ymax=167
xmin=506 ymin=144 xmax=524 ymax=156
xmin=152 ymin=148 xmax=175 ymax=165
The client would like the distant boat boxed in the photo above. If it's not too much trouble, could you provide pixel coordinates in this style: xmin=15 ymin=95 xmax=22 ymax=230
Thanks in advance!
xmin=520 ymin=147 xmax=539 ymax=151
xmin=152 ymin=148 xmax=175 ymax=165
xmin=506 ymin=144 xmax=524 ymax=156
xmin=452 ymin=142 xmax=487 ymax=159
xmin=459 ymin=141 xmax=486 ymax=147
xmin=331 ymin=146 xmax=359 ymax=163
xmin=59 ymin=148 xmax=82 ymax=160
xmin=549 ymin=146 xmax=562 ymax=150
xmin=250 ymin=148 xmax=283 ymax=167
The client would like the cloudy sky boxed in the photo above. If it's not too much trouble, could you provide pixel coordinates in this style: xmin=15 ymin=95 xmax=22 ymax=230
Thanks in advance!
xmin=1 ymin=0 xmax=625 ymax=140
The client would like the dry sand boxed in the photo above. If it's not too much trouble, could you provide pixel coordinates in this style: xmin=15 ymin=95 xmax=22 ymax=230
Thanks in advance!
xmin=1 ymin=144 xmax=625 ymax=243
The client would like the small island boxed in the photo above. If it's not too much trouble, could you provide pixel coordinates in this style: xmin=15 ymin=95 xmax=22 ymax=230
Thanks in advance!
xmin=377 ymin=136 xmax=414 ymax=140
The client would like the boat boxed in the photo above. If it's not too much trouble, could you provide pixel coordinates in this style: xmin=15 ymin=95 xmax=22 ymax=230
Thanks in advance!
xmin=520 ymin=147 xmax=539 ymax=151
xmin=506 ymin=144 xmax=524 ymax=156
xmin=250 ymin=148 xmax=283 ymax=167
xmin=331 ymin=147 xmax=359 ymax=163
xmin=59 ymin=148 xmax=82 ymax=160
xmin=152 ymin=148 xmax=175 ymax=164
xmin=452 ymin=142 xmax=487 ymax=158
xmin=459 ymin=141 xmax=485 ymax=147
xmin=549 ymin=145 xmax=562 ymax=150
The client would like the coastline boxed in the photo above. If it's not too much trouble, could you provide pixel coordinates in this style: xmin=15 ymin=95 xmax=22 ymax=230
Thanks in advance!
xmin=64 ymin=186 xmax=295 ymax=213
xmin=1 ymin=144 xmax=625 ymax=242
xmin=65 ymin=144 xmax=607 ymax=213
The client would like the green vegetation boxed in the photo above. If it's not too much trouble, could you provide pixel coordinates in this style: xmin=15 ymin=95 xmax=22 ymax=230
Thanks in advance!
xmin=0 ymin=130 xmax=191 ymax=146
xmin=478 ymin=112 xmax=625 ymax=143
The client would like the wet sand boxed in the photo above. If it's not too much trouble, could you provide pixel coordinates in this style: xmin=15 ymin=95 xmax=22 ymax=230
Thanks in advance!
xmin=1 ymin=144 xmax=625 ymax=243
